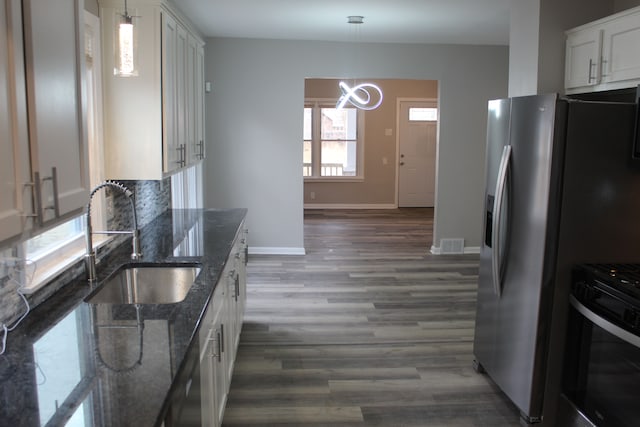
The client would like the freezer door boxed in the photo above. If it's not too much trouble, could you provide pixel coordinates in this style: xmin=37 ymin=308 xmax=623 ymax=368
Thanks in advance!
xmin=474 ymin=94 xmax=561 ymax=422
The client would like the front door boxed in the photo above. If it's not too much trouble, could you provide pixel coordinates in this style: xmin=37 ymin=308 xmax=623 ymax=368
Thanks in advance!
xmin=398 ymin=100 xmax=438 ymax=207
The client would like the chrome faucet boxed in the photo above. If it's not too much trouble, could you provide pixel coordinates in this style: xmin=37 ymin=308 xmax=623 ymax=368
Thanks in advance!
xmin=85 ymin=181 xmax=141 ymax=283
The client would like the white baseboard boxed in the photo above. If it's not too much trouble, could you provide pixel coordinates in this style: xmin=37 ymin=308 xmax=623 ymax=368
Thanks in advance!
xmin=430 ymin=245 xmax=480 ymax=255
xmin=304 ymin=203 xmax=397 ymax=209
xmin=248 ymin=247 xmax=306 ymax=256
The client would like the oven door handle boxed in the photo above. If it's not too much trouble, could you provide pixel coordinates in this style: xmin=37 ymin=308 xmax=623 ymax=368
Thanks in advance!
xmin=570 ymin=295 xmax=640 ymax=348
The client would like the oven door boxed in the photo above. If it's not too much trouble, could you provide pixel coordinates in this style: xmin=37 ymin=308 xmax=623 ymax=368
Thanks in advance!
xmin=561 ymin=295 xmax=640 ymax=427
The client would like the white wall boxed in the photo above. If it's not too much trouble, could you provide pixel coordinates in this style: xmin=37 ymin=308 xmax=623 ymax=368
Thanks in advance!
xmin=204 ymin=38 xmax=508 ymax=253
xmin=508 ymin=0 xmax=541 ymax=97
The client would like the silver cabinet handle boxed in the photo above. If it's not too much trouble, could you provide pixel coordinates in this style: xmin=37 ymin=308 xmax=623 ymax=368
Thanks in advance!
xmin=22 ymin=181 xmax=39 ymax=223
xmin=31 ymin=167 xmax=60 ymax=225
xmin=600 ymin=58 xmax=608 ymax=79
xmin=196 ymin=140 xmax=204 ymax=160
xmin=588 ymin=58 xmax=596 ymax=83
xmin=228 ymin=269 xmax=237 ymax=300
xmin=42 ymin=167 xmax=60 ymax=218
xmin=32 ymin=171 xmax=44 ymax=226
xmin=175 ymin=144 xmax=186 ymax=167
xmin=570 ymin=295 xmax=640 ymax=348
xmin=492 ymin=145 xmax=511 ymax=298
xmin=219 ymin=323 xmax=225 ymax=354
xmin=208 ymin=331 xmax=215 ymax=358
xmin=211 ymin=329 xmax=222 ymax=362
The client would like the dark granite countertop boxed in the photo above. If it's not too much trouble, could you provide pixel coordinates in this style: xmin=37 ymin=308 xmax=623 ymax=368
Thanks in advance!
xmin=0 ymin=208 xmax=247 ymax=427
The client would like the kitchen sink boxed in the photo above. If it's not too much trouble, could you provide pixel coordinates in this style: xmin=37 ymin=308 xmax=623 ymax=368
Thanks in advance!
xmin=86 ymin=264 xmax=202 ymax=305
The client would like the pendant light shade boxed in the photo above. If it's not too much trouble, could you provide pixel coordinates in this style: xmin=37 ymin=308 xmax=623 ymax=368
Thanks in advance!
xmin=114 ymin=0 xmax=138 ymax=76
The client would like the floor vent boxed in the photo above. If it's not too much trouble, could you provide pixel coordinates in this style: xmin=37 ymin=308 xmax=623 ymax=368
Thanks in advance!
xmin=440 ymin=238 xmax=465 ymax=254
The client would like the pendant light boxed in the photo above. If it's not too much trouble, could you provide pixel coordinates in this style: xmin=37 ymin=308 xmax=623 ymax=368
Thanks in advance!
xmin=337 ymin=16 xmax=383 ymax=111
xmin=114 ymin=0 xmax=138 ymax=76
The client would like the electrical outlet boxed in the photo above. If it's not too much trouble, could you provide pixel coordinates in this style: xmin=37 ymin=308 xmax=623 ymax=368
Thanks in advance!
xmin=0 ymin=257 xmax=21 ymax=278
xmin=106 ymin=195 xmax=115 ymax=220
xmin=310 ymin=191 xmax=316 ymax=200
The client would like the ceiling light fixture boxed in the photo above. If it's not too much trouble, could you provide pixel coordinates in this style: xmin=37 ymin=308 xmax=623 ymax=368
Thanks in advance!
xmin=337 ymin=16 xmax=383 ymax=111
xmin=114 ymin=0 xmax=138 ymax=76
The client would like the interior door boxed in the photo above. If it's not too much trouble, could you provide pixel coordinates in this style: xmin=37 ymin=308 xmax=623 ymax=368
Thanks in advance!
xmin=398 ymin=100 xmax=438 ymax=207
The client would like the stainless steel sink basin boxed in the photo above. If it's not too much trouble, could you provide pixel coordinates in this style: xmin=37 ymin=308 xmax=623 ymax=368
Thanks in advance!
xmin=86 ymin=264 xmax=202 ymax=304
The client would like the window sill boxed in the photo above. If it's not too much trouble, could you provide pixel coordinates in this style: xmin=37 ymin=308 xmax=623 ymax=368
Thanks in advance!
xmin=21 ymin=236 xmax=111 ymax=295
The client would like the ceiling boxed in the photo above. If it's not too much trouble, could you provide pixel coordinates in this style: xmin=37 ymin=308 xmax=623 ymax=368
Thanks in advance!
xmin=173 ymin=0 xmax=511 ymax=46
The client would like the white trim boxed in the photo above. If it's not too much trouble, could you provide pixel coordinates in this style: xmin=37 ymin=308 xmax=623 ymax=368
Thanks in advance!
xmin=395 ymin=97 xmax=439 ymax=208
xmin=430 ymin=245 xmax=481 ymax=255
xmin=304 ymin=203 xmax=397 ymax=210
xmin=249 ymin=247 xmax=306 ymax=256
xmin=22 ymin=235 xmax=110 ymax=294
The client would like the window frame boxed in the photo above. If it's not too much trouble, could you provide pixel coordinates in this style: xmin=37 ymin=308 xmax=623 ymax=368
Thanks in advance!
xmin=303 ymin=98 xmax=365 ymax=182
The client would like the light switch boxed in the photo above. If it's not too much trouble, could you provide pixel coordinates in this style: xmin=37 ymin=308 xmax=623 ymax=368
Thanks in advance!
xmin=385 ymin=128 xmax=393 ymax=136
xmin=382 ymin=157 xmax=388 ymax=165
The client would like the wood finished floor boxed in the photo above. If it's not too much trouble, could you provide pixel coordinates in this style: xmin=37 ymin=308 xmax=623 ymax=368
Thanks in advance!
xmin=223 ymin=208 xmax=521 ymax=427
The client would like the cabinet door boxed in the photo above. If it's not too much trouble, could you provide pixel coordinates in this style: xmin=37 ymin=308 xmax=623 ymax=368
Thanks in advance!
xmin=601 ymin=10 xmax=640 ymax=83
xmin=0 ymin=0 xmax=32 ymax=241
xmin=176 ymin=24 xmax=189 ymax=169
xmin=194 ymin=42 xmax=206 ymax=162
xmin=23 ymin=0 xmax=89 ymax=223
xmin=162 ymin=11 xmax=181 ymax=173
xmin=565 ymin=28 xmax=602 ymax=89
xmin=184 ymin=33 xmax=196 ymax=165
xmin=200 ymin=327 xmax=218 ymax=427
xmin=212 ymin=314 xmax=228 ymax=424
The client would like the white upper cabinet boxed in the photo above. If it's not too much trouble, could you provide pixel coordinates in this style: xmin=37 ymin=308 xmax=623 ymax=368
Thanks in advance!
xmin=0 ymin=0 xmax=32 ymax=242
xmin=194 ymin=42 xmax=206 ymax=162
xmin=0 ymin=0 xmax=89 ymax=243
xmin=99 ymin=0 xmax=205 ymax=180
xmin=162 ymin=10 xmax=181 ymax=173
xmin=566 ymin=6 xmax=640 ymax=94
xmin=565 ymin=28 xmax=602 ymax=89
xmin=23 ymin=0 xmax=90 ymax=224
xmin=601 ymin=11 xmax=640 ymax=84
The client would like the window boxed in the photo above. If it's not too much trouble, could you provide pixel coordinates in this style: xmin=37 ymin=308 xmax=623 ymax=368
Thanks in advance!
xmin=409 ymin=107 xmax=438 ymax=122
xmin=303 ymin=100 xmax=363 ymax=179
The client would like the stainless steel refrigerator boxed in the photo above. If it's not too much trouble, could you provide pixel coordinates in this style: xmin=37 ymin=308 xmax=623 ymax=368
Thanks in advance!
xmin=473 ymin=93 xmax=640 ymax=425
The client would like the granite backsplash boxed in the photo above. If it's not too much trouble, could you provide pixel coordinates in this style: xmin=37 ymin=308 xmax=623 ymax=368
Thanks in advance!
xmin=0 ymin=178 xmax=172 ymax=327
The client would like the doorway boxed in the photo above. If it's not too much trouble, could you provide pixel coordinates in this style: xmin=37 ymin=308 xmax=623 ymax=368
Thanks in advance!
xmin=397 ymin=99 xmax=438 ymax=207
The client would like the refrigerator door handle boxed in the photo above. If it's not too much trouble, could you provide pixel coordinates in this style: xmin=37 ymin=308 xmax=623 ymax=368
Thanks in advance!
xmin=492 ymin=144 xmax=512 ymax=297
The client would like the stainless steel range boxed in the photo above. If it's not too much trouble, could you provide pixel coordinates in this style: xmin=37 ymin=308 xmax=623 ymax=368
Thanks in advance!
xmin=560 ymin=264 xmax=640 ymax=427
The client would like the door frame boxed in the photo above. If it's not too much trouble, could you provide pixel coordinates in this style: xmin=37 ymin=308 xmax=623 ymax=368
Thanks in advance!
xmin=395 ymin=97 xmax=439 ymax=208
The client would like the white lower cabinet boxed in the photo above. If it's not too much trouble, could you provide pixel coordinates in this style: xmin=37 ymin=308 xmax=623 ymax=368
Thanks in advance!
xmin=199 ymin=282 xmax=227 ymax=427
xmin=199 ymin=227 xmax=248 ymax=427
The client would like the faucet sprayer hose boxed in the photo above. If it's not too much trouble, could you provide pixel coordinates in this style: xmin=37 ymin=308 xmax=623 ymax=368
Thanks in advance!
xmin=89 ymin=180 xmax=134 ymax=199
xmin=86 ymin=180 xmax=141 ymax=282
